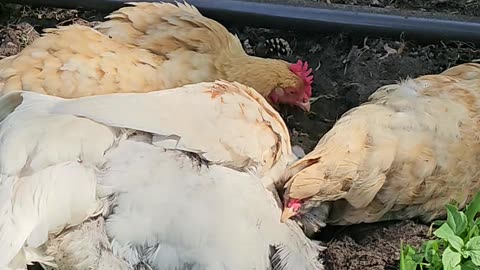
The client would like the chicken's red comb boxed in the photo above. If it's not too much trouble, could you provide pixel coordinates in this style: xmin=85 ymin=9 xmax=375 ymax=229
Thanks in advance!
xmin=289 ymin=60 xmax=313 ymax=97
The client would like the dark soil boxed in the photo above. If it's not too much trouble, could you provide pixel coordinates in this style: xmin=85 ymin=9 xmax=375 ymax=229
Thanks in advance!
xmin=318 ymin=220 xmax=431 ymax=270
xmin=1 ymin=2 xmax=479 ymax=270
xmin=237 ymin=26 xmax=480 ymax=151
xmin=317 ymin=0 xmax=480 ymax=17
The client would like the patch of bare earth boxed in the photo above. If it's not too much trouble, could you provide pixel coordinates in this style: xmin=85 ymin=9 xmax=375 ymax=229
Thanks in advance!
xmin=316 ymin=0 xmax=480 ymax=17
xmin=319 ymin=221 xmax=430 ymax=269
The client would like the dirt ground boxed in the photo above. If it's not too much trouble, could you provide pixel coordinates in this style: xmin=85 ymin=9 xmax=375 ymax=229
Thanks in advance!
xmin=319 ymin=0 xmax=480 ymax=16
xmin=1 ymin=2 xmax=479 ymax=270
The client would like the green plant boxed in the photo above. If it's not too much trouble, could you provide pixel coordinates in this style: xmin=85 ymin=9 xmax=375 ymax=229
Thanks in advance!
xmin=400 ymin=192 xmax=480 ymax=270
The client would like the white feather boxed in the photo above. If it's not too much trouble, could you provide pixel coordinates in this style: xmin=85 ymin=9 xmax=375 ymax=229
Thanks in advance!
xmin=0 ymin=81 xmax=322 ymax=269
xmin=0 ymin=92 xmax=117 ymax=268
xmin=100 ymin=140 xmax=322 ymax=270
xmin=49 ymin=80 xmax=294 ymax=177
xmin=44 ymin=218 xmax=130 ymax=270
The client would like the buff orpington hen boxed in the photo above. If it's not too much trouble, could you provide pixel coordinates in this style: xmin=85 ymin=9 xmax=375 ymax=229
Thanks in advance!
xmin=0 ymin=80 xmax=323 ymax=270
xmin=0 ymin=2 xmax=313 ymax=111
xmin=277 ymin=62 xmax=480 ymax=236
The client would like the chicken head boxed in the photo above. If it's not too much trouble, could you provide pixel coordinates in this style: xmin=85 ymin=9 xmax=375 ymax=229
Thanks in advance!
xmin=266 ymin=60 xmax=313 ymax=112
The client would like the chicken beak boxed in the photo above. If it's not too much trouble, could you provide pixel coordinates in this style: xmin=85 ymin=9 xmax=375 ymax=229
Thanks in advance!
xmin=280 ymin=206 xmax=297 ymax=223
xmin=296 ymin=101 xmax=311 ymax=112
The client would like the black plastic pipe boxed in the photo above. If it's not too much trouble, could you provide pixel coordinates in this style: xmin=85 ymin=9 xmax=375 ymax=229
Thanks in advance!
xmin=3 ymin=0 xmax=480 ymax=43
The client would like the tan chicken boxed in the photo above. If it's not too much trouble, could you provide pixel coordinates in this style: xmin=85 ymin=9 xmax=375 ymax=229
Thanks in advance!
xmin=278 ymin=62 xmax=480 ymax=235
xmin=0 ymin=2 xmax=313 ymax=111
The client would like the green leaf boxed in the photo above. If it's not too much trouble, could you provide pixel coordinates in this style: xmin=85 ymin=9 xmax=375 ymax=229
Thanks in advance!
xmin=473 ymin=220 xmax=480 ymax=236
xmin=429 ymin=220 xmax=446 ymax=237
xmin=447 ymin=204 xmax=468 ymax=235
xmin=424 ymin=240 xmax=439 ymax=262
xmin=465 ymin=192 xmax=480 ymax=223
xmin=398 ymin=192 xmax=480 ymax=270
xmin=465 ymin=237 xmax=480 ymax=266
xmin=434 ymin=223 xmax=456 ymax=240
xmin=467 ymin=226 xmax=480 ymax=239
xmin=400 ymin=243 xmax=420 ymax=270
xmin=461 ymin=260 xmax=478 ymax=270
xmin=448 ymin=235 xmax=465 ymax=252
xmin=442 ymin=246 xmax=461 ymax=270
xmin=424 ymin=240 xmax=442 ymax=268
xmin=466 ymin=236 xmax=480 ymax=249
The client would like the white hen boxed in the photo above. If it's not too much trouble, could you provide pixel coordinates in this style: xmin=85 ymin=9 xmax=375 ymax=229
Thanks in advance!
xmin=0 ymin=81 xmax=323 ymax=270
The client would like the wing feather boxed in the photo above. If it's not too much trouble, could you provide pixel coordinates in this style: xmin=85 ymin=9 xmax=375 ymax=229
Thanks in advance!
xmin=0 ymin=92 xmax=117 ymax=268
xmin=50 ymin=81 xmax=293 ymax=176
